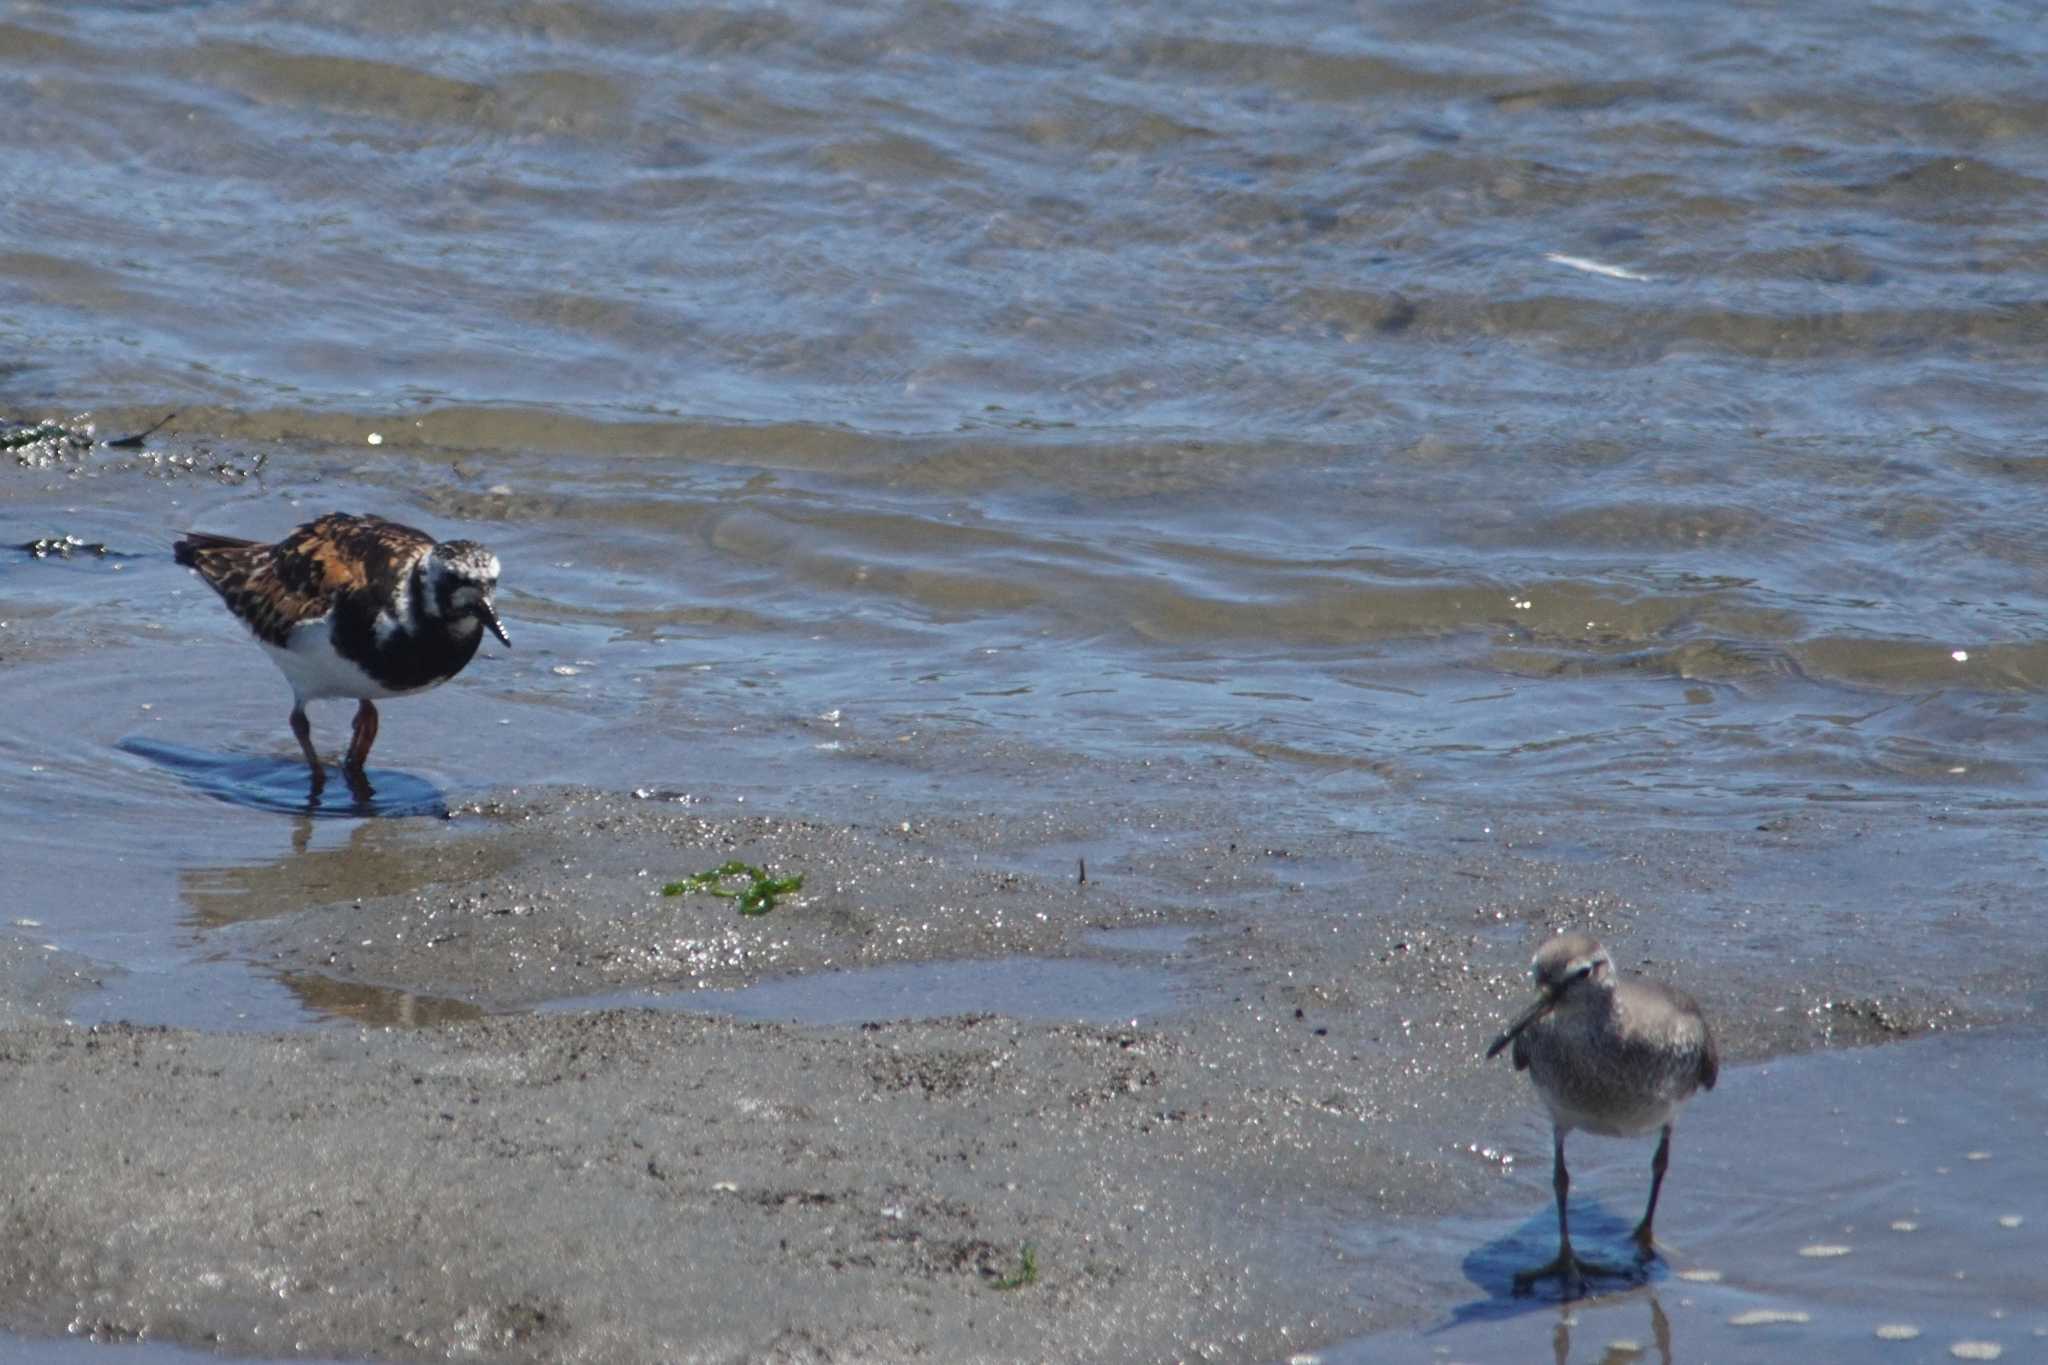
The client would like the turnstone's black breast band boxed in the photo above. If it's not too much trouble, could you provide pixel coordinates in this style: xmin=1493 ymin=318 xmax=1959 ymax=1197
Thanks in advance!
xmin=328 ymin=578 xmax=485 ymax=694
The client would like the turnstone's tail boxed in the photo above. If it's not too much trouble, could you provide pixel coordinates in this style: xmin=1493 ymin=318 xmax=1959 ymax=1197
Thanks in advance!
xmin=173 ymin=530 xmax=259 ymax=568
xmin=173 ymin=530 xmax=277 ymax=616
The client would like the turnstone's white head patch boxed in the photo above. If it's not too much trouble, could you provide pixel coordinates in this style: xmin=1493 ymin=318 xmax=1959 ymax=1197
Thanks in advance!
xmin=426 ymin=539 xmax=511 ymax=647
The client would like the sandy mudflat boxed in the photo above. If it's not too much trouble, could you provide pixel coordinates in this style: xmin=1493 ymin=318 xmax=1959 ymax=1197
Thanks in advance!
xmin=0 ymin=790 xmax=1991 ymax=1362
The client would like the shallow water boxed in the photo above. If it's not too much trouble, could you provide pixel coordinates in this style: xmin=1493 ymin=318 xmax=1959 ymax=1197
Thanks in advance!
xmin=541 ymin=955 xmax=1182 ymax=1026
xmin=119 ymin=738 xmax=450 ymax=818
xmin=1331 ymin=1030 xmax=2048 ymax=1363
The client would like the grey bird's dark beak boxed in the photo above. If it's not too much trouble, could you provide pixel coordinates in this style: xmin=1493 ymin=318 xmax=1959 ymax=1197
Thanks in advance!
xmin=478 ymin=599 xmax=512 ymax=648
xmin=1486 ymin=991 xmax=1555 ymax=1059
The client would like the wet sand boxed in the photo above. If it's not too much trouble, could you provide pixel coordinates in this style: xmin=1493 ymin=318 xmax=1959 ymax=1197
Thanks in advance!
xmin=2 ymin=779 xmax=2026 ymax=1363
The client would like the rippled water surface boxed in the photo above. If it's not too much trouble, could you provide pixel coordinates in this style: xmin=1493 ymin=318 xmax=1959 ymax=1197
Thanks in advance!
xmin=8 ymin=0 xmax=2048 ymax=896
xmin=9 ymin=0 xmax=2048 ymax=789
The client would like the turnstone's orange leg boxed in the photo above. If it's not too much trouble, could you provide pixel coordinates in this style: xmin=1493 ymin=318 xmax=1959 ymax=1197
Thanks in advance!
xmin=344 ymin=699 xmax=380 ymax=773
xmin=289 ymin=705 xmax=322 ymax=772
xmin=291 ymin=704 xmax=325 ymax=796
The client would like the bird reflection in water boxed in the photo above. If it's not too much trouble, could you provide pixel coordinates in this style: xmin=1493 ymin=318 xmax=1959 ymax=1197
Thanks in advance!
xmin=1549 ymin=1288 xmax=1672 ymax=1365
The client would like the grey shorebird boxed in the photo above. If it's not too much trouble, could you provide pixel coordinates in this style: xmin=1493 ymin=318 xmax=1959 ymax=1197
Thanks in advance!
xmin=1487 ymin=932 xmax=1718 ymax=1298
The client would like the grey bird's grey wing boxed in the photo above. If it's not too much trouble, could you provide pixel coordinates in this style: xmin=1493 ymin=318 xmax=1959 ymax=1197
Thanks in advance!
xmin=1632 ymin=978 xmax=1718 ymax=1091
xmin=1511 ymin=1030 xmax=1532 ymax=1072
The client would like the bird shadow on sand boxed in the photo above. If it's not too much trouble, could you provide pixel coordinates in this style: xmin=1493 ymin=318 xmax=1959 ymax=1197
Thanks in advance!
xmin=1433 ymin=1202 xmax=1666 ymax=1330
xmin=119 ymin=737 xmax=447 ymax=818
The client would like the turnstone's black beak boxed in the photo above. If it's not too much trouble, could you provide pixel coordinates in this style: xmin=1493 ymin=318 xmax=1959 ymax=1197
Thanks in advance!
xmin=478 ymin=600 xmax=512 ymax=648
xmin=1485 ymin=990 xmax=1554 ymax=1060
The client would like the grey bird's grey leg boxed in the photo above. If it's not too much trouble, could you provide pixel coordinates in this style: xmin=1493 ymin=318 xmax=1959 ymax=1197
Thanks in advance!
xmin=1514 ymin=1128 xmax=1631 ymax=1298
xmin=1632 ymin=1123 xmax=1673 ymax=1257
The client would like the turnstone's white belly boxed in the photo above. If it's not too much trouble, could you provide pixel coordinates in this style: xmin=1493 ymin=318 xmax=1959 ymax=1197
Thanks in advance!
xmin=264 ymin=620 xmax=435 ymax=702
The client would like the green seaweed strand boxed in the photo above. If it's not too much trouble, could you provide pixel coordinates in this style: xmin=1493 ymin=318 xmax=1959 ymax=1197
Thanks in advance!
xmin=990 ymin=1244 xmax=1037 ymax=1291
xmin=661 ymin=860 xmax=804 ymax=917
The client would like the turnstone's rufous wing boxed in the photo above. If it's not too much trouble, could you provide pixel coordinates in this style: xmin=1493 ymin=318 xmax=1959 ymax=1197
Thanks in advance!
xmin=175 ymin=513 xmax=437 ymax=646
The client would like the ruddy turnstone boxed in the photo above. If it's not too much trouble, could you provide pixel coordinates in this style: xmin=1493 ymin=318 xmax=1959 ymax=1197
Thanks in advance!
xmin=1487 ymin=932 xmax=1718 ymax=1298
xmin=174 ymin=513 xmax=509 ymax=787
